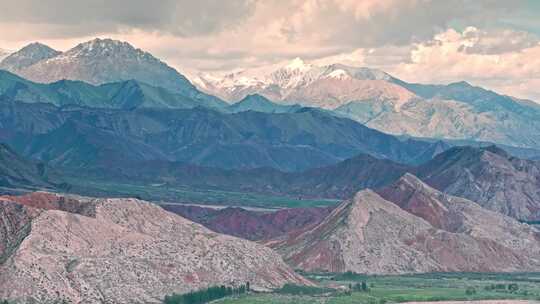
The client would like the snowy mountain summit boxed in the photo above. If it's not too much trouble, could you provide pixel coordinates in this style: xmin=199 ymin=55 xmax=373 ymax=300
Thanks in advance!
xmin=190 ymin=57 xmax=540 ymax=149
xmin=0 ymin=38 xmax=196 ymax=95
xmin=192 ymin=58 xmax=399 ymax=109
xmin=0 ymin=42 xmax=60 ymax=71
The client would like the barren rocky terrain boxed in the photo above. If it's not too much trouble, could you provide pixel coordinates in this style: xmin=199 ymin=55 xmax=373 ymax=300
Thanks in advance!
xmin=0 ymin=193 xmax=308 ymax=303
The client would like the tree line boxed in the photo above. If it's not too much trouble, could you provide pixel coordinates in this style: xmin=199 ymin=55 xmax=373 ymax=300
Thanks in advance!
xmin=163 ymin=283 xmax=250 ymax=304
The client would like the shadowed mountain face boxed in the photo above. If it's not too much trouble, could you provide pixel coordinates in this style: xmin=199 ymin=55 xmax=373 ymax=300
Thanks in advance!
xmin=0 ymin=97 xmax=445 ymax=172
xmin=0 ymin=193 xmax=310 ymax=303
xmin=270 ymin=174 xmax=540 ymax=274
xmin=227 ymin=94 xmax=302 ymax=114
xmin=0 ymin=70 xmax=227 ymax=110
xmin=59 ymin=144 xmax=540 ymax=222
xmin=73 ymin=152 xmax=411 ymax=201
xmin=163 ymin=204 xmax=333 ymax=241
xmin=0 ymin=144 xmax=65 ymax=192
xmin=416 ymin=146 xmax=540 ymax=221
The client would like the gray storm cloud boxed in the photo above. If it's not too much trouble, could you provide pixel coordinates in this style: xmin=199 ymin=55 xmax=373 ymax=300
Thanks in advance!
xmin=0 ymin=0 xmax=257 ymax=37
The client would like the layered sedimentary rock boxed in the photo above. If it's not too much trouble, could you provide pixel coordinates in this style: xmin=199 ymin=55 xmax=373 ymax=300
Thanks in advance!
xmin=270 ymin=174 xmax=540 ymax=274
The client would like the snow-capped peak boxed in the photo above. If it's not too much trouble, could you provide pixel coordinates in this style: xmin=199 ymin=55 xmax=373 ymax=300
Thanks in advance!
xmin=0 ymin=42 xmax=60 ymax=71
xmin=9 ymin=42 xmax=59 ymax=57
xmin=65 ymin=38 xmax=145 ymax=58
xmin=186 ymin=57 xmax=403 ymax=107
xmin=324 ymin=64 xmax=390 ymax=81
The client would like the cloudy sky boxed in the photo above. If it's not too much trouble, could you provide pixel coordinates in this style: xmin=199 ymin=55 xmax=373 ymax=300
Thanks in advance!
xmin=0 ymin=0 xmax=539 ymax=100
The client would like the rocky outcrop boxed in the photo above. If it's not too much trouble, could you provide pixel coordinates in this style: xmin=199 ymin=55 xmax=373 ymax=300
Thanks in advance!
xmin=0 ymin=192 xmax=95 ymax=216
xmin=270 ymin=175 xmax=540 ymax=274
xmin=0 ymin=194 xmax=309 ymax=303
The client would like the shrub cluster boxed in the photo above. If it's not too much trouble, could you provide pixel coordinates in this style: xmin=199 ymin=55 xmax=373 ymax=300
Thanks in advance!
xmin=484 ymin=283 xmax=519 ymax=292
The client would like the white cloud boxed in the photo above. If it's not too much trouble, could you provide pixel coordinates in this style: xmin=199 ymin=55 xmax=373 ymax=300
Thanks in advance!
xmin=0 ymin=0 xmax=538 ymax=100
xmin=387 ymin=28 xmax=540 ymax=100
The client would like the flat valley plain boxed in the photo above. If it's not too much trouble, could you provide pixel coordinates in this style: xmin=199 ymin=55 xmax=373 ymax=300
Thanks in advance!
xmin=215 ymin=272 xmax=540 ymax=304
xmin=63 ymin=176 xmax=341 ymax=209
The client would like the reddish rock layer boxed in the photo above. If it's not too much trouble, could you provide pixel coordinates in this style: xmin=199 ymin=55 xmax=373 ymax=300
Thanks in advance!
xmin=162 ymin=204 xmax=333 ymax=241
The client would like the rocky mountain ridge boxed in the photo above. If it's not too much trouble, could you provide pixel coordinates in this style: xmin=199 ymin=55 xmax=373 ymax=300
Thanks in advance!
xmin=0 ymin=192 xmax=309 ymax=303
xmin=270 ymin=175 xmax=540 ymax=274
xmin=0 ymin=97 xmax=445 ymax=172
xmin=417 ymin=145 xmax=540 ymax=221
xmin=0 ymin=70 xmax=226 ymax=110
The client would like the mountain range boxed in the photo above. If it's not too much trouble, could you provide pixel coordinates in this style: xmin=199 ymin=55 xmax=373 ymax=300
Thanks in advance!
xmin=3 ymin=39 xmax=540 ymax=150
xmin=72 ymin=145 xmax=540 ymax=221
xmin=2 ymin=35 xmax=540 ymax=303
xmin=0 ymin=70 xmax=226 ymax=110
xmin=4 ymin=39 xmax=540 ymax=150
xmin=194 ymin=58 xmax=540 ymax=149
xmin=0 ymin=96 xmax=446 ymax=171
xmin=0 ymin=192 xmax=308 ymax=303
xmin=0 ymin=39 xmax=224 ymax=108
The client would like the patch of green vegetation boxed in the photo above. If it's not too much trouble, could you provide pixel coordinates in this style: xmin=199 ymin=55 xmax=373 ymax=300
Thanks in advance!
xmin=216 ymin=272 xmax=540 ymax=304
xmin=164 ymin=284 xmax=249 ymax=304
xmin=0 ymin=221 xmax=32 ymax=264
xmin=66 ymin=259 xmax=79 ymax=272
xmin=215 ymin=294 xmax=326 ymax=304
xmin=64 ymin=177 xmax=339 ymax=209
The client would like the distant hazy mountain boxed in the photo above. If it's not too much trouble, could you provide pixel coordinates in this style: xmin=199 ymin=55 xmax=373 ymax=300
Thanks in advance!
xmin=0 ymin=97 xmax=445 ymax=172
xmin=0 ymin=43 xmax=60 ymax=72
xmin=270 ymin=175 xmax=540 ymax=274
xmin=0 ymin=70 xmax=226 ymax=110
xmin=193 ymin=58 xmax=407 ymax=109
xmin=0 ymin=193 xmax=308 ymax=303
xmin=0 ymin=39 xmax=225 ymax=107
xmin=193 ymin=59 xmax=540 ymax=149
xmin=227 ymin=94 xmax=301 ymax=113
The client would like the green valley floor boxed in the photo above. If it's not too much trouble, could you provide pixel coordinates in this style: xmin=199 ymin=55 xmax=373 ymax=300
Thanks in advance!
xmin=215 ymin=272 xmax=540 ymax=304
